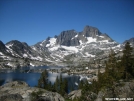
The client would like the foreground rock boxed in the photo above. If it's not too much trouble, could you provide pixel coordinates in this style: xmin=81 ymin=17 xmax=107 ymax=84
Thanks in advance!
xmin=68 ymin=80 xmax=134 ymax=101
xmin=0 ymin=81 xmax=65 ymax=101
xmin=68 ymin=89 xmax=82 ymax=100
xmin=95 ymin=80 xmax=134 ymax=101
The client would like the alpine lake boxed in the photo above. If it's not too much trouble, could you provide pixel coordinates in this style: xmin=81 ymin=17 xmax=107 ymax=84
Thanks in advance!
xmin=0 ymin=66 xmax=81 ymax=92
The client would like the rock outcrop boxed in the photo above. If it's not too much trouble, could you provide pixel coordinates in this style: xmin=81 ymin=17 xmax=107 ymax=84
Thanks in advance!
xmin=0 ymin=81 xmax=65 ymax=101
xmin=56 ymin=30 xmax=78 ymax=46
xmin=68 ymin=80 xmax=134 ymax=101
xmin=123 ymin=37 xmax=134 ymax=47
xmin=95 ymin=80 xmax=134 ymax=101
xmin=68 ymin=89 xmax=82 ymax=100
xmin=0 ymin=40 xmax=8 ymax=54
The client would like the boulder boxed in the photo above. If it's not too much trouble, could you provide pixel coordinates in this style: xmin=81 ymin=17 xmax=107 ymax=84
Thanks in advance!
xmin=68 ymin=89 xmax=81 ymax=100
xmin=0 ymin=81 xmax=65 ymax=101
xmin=0 ymin=94 xmax=22 ymax=101
xmin=95 ymin=80 xmax=134 ymax=101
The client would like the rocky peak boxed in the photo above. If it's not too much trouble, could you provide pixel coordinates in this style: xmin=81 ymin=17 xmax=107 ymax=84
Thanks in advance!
xmin=6 ymin=40 xmax=30 ymax=51
xmin=6 ymin=40 xmax=33 ymax=57
xmin=56 ymin=30 xmax=77 ymax=46
xmin=0 ymin=40 xmax=5 ymax=47
xmin=22 ymin=42 xmax=29 ymax=47
xmin=100 ymin=33 xmax=113 ymax=42
xmin=124 ymin=37 xmax=134 ymax=44
xmin=123 ymin=37 xmax=134 ymax=47
xmin=37 ymin=25 xmax=115 ymax=47
xmin=129 ymin=37 xmax=134 ymax=42
xmin=124 ymin=37 xmax=134 ymax=43
xmin=6 ymin=40 xmax=22 ymax=46
xmin=82 ymin=25 xmax=101 ymax=38
xmin=0 ymin=40 xmax=7 ymax=53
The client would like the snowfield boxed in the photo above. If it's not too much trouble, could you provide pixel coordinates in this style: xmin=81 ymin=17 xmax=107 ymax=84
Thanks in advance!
xmin=61 ymin=46 xmax=79 ymax=53
xmin=86 ymin=37 xmax=97 ymax=43
xmin=46 ymin=38 xmax=57 ymax=47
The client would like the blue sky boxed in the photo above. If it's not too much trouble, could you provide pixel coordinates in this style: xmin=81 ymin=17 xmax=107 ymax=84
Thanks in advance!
xmin=0 ymin=0 xmax=134 ymax=45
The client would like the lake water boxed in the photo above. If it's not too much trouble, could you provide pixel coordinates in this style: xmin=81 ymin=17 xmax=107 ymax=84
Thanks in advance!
xmin=0 ymin=66 xmax=80 ymax=91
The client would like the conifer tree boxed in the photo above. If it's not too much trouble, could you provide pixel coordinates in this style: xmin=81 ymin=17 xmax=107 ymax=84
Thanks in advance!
xmin=63 ymin=78 xmax=68 ymax=93
xmin=122 ymin=42 xmax=133 ymax=80
xmin=78 ymin=80 xmax=84 ymax=89
xmin=60 ymin=74 xmax=63 ymax=90
xmin=38 ymin=70 xmax=48 ymax=89
xmin=55 ymin=76 xmax=59 ymax=92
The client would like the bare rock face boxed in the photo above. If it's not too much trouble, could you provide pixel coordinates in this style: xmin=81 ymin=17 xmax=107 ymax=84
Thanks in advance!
xmin=0 ymin=40 xmax=9 ymax=54
xmin=0 ymin=81 xmax=65 ymax=101
xmin=82 ymin=25 xmax=101 ymax=38
xmin=95 ymin=80 xmax=134 ymax=101
xmin=56 ymin=30 xmax=78 ymax=46
xmin=68 ymin=89 xmax=81 ymax=100
xmin=0 ymin=94 xmax=22 ymax=101
xmin=123 ymin=37 xmax=134 ymax=47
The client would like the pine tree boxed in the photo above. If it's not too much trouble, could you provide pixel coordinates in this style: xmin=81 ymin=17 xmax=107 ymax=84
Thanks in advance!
xmin=78 ymin=80 xmax=84 ymax=89
xmin=60 ymin=78 xmax=68 ymax=96
xmin=98 ymin=49 xmax=118 ymax=89
xmin=62 ymin=78 xmax=68 ymax=93
xmin=60 ymin=74 xmax=63 ymax=90
xmin=122 ymin=42 xmax=133 ymax=80
xmin=97 ymin=68 xmax=102 ymax=90
xmin=38 ymin=70 xmax=48 ymax=89
xmin=55 ymin=76 xmax=60 ymax=92
xmin=107 ymin=49 xmax=117 ymax=79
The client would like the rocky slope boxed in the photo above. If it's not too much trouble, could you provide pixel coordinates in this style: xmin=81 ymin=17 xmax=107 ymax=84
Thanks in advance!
xmin=95 ymin=80 xmax=134 ymax=101
xmin=0 ymin=25 xmax=133 ymax=68
xmin=68 ymin=80 xmax=134 ymax=101
xmin=123 ymin=37 xmax=134 ymax=47
xmin=0 ymin=81 xmax=65 ymax=101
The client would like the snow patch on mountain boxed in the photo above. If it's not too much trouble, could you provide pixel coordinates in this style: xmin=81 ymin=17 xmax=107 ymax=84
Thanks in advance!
xmin=30 ymin=63 xmax=35 ymax=67
xmin=61 ymin=46 xmax=79 ymax=53
xmin=7 ymin=62 xmax=13 ymax=67
xmin=32 ymin=47 xmax=37 ymax=51
xmin=23 ymin=53 xmax=28 ymax=57
xmin=71 ymin=34 xmax=78 ymax=40
xmin=79 ymin=40 xmax=83 ymax=45
xmin=99 ymin=35 xmax=105 ymax=38
xmin=87 ymin=37 xmax=97 ymax=43
xmin=75 ymin=82 xmax=78 ymax=86
xmin=75 ymin=34 xmax=78 ymax=37
xmin=40 ymin=40 xmax=46 ymax=46
xmin=46 ymin=38 xmax=56 ymax=47
xmin=49 ymin=45 xmax=60 ymax=51
xmin=0 ymin=52 xmax=3 ymax=55
xmin=5 ymin=44 xmax=20 ymax=57
xmin=30 ymin=55 xmax=43 ymax=61
xmin=100 ymin=40 xmax=109 ymax=43
xmin=85 ymin=52 xmax=95 ymax=57
xmin=116 ymin=44 xmax=121 ymax=47
xmin=6 ymin=44 xmax=13 ymax=48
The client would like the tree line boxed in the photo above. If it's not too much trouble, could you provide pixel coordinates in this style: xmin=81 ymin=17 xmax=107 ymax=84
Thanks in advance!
xmin=37 ymin=70 xmax=68 ymax=96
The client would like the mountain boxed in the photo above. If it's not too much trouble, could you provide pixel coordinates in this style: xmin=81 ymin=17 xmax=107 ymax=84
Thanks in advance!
xmin=36 ymin=26 xmax=113 ymax=47
xmin=0 ymin=41 xmax=8 ymax=54
xmin=31 ymin=25 xmax=121 ymax=65
xmin=123 ymin=37 xmax=134 ymax=47
xmin=0 ymin=25 xmax=133 ymax=68
xmin=5 ymin=40 xmax=43 ymax=61
xmin=0 ymin=40 xmax=47 ymax=68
